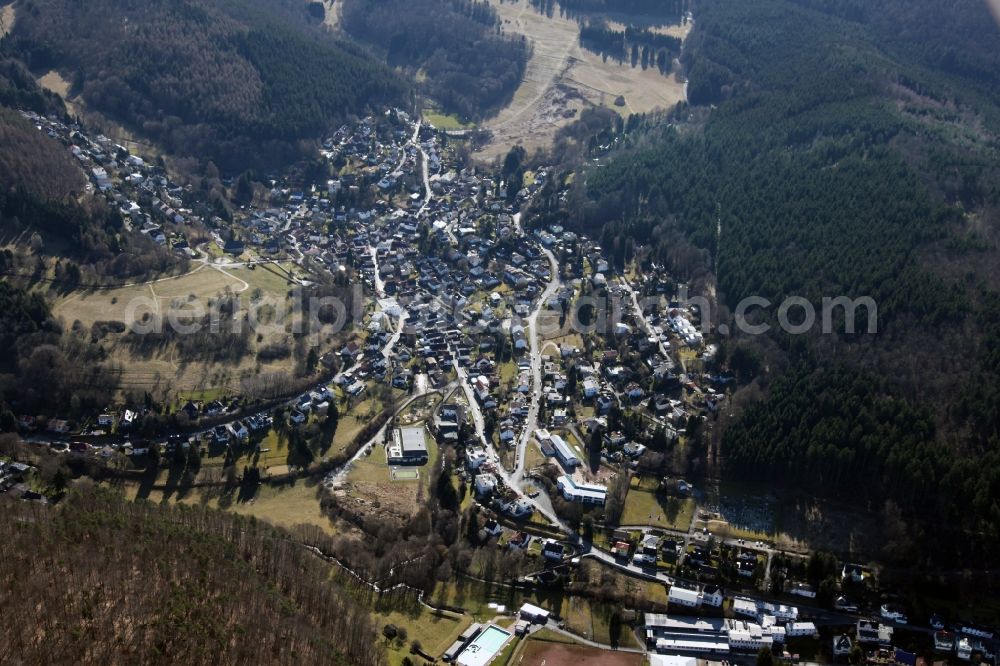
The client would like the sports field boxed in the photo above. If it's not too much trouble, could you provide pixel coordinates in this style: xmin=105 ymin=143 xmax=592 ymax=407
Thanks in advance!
xmin=519 ymin=638 xmax=643 ymax=666
xmin=391 ymin=468 xmax=420 ymax=481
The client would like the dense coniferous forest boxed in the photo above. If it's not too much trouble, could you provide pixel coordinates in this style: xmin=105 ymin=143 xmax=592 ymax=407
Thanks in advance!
xmin=4 ymin=0 xmax=407 ymax=171
xmin=341 ymin=0 xmax=529 ymax=119
xmin=530 ymin=0 xmax=686 ymax=21
xmin=579 ymin=21 xmax=681 ymax=74
xmin=0 ymin=56 xmax=66 ymax=116
xmin=0 ymin=487 xmax=381 ymax=665
xmin=560 ymin=0 xmax=1000 ymax=562
xmin=721 ymin=360 xmax=999 ymax=563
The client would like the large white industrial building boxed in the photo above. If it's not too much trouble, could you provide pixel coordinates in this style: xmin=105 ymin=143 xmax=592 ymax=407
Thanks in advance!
xmin=645 ymin=613 xmax=796 ymax=656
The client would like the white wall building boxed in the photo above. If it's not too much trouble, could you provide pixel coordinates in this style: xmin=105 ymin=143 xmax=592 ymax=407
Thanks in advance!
xmin=786 ymin=622 xmax=818 ymax=637
xmin=668 ymin=586 xmax=702 ymax=608
xmin=550 ymin=434 xmax=580 ymax=468
xmin=474 ymin=473 xmax=497 ymax=496
xmin=702 ymin=585 xmax=724 ymax=608
xmin=725 ymin=619 xmax=774 ymax=652
xmin=556 ymin=476 xmax=606 ymax=505
xmin=519 ymin=603 xmax=550 ymax=623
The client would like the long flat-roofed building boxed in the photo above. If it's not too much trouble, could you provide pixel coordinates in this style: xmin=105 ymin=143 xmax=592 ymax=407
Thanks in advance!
xmin=646 ymin=613 xmax=783 ymax=656
xmin=519 ymin=603 xmax=550 ymax=623
xmin=654 ymin=635 xmax=730 ymax=654
xmin=443 ymin=623 xmax=482 ymax=662
xmin=550 ymin=434 xmax=580 ymax=468
xmin=556 ymin=475 xmax=606 ymax=505
xmin=646 ymin=614 xmax=724 ymax=636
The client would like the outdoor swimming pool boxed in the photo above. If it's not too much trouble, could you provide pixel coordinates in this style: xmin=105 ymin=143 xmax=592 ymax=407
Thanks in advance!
xmin=456 ymin=625 xmax=512 ymax=666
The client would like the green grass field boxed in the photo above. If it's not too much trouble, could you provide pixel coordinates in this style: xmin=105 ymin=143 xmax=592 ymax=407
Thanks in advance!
xmin=373 ymin=606 xmax=471 ymax=664
xmin=116 ymin=478 xmax=337 ymax=535
xmin=239 ymin=261 xmax=301 ymax=296
xmin=424 ymin=111 xmax=473 ymax=130
xmin=620 ymin=476 xmax=695 ymax=531
xmin=523 ymin=440 xmax=547 ymax=473
xmin=498 ymin=360 xmax=520 ymax=385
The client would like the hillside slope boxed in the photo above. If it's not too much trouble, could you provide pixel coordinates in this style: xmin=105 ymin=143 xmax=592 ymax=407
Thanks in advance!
xmin=0 ymin=106 xmax=83 ymax=201
xmin=0 ymin=107 xmax=131 ymax=259
xmin=558 ymin=0 xmax=1000 ymax=564
xmin=0 ymin=487 xmax=381 ymax=665
xmin=5 ymin=0 xmax=407 ymax=171
xmin=341 ymin=0 xmax=529 ymax=119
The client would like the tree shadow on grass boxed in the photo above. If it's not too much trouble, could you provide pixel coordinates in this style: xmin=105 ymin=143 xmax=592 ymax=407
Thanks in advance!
xmin=236 ymin=467 xmax=262 ymax=503
xmin=656 ymin=494 xmax=681 ymax=526
xmin=159 ymin=463 xmax=184 ymax=503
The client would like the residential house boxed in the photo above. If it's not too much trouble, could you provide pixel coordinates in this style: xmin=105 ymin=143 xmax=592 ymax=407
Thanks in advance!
xmin=702 ymin=585 xmax=724 ymax=608
xmin=833 ymin=634 xmax=854 ymax=658
xmin=474 ymin=473 xmax=497 ymax=496
xmin=856 ymin=620 xmax=893 ymax=647
xmin=668 ymin=586 xmax=702 ymax=609
xmin=842 ymin=563 xmax=865 ymax=583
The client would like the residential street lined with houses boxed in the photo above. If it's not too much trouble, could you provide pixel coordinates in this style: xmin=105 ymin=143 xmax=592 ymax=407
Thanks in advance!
xmin=7 ymin=108 xmax=980 ymax=666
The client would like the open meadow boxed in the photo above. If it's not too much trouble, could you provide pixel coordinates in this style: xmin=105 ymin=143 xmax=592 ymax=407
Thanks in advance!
xmin=50 ymin=260 xmax=319 ymax=397
xmin=115 ymin=478 xmax=339 ymax=536
xmin=620 ymin=475 xmax=695 ymax=531
xmin=428 ymin=576 xmax=644 ymax=649
xmin=478 ymin=0 xmax=689 ymax=160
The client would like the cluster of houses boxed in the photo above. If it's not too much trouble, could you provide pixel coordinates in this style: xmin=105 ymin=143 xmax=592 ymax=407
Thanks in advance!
xmin=464 ymin=443 xmax=534 ymax=520
xmin=17 ymin=100 xmax=1000 ymax=666
xmin=24 ymin=110 xmax=205 ymax=251
xmin=931 ymin=623 xmax=996 ymax=662
xmin=610 ymin=531 xmax=683 ymax=568
xmin=306 ymin=117 xmax=721 ymax=502
xmin=288 ymin=385 xmax=335 ymax=425
xmin=0 ymin=460 xmax=46 ymax=504
xmin=18 ymin=110 xmax=724 ymax=543
xmin=210 ymin=413 xmax=273 ymax=446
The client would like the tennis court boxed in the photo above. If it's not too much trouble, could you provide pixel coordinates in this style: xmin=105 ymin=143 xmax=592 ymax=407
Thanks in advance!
xmin=391 ymin=468 xmax=420 ymax=481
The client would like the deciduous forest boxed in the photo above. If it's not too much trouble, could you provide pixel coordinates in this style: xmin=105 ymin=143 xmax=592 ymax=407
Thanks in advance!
xmin=0 ymin=486 xmax=382 ymax=665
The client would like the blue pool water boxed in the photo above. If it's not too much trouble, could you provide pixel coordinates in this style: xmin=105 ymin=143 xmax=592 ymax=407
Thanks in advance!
xmin=457 ymin=625 xmax=512 ymax=666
